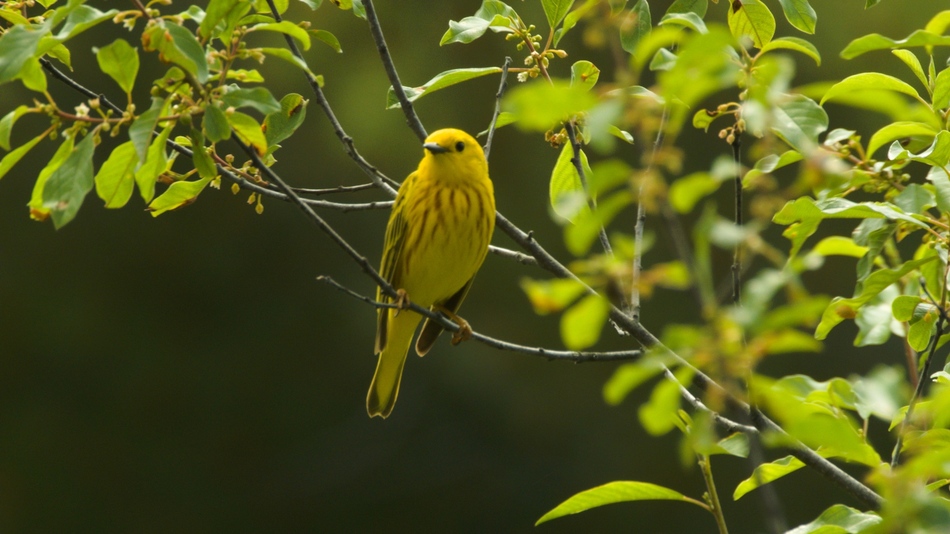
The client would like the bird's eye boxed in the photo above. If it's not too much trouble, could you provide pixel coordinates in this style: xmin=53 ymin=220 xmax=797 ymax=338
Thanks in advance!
xmin=455 ymin=141 xmax=465 ymax=152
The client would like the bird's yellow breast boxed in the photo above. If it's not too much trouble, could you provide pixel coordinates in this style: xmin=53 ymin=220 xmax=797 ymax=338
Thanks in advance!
xmin=396 ymin=170 xmax=495 ymax=307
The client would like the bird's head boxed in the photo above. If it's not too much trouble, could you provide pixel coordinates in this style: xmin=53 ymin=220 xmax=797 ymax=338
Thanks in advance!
xmin=420 ymin=128 xmax=488 ymax=183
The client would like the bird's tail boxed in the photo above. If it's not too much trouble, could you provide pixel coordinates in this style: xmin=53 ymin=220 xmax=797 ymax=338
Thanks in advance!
xmin=367 ymin=310 xmax=422 ymax=418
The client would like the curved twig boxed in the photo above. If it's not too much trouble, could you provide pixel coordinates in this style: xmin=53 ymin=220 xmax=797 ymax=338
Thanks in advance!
xmin=317 ymin=275 xmax=640 ymax=362
xmin=484 ymin=56 xmax=511 ymax=160
xmin=363 ymin=0 xmax=428 ymax=141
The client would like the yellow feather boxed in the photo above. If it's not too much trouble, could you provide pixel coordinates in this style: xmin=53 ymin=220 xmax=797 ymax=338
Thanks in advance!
xmin=367 ymin=128 xmax=495 ymax=418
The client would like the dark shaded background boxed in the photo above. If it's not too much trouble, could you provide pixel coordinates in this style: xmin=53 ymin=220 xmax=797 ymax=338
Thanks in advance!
xmin=0 ymin=1 xmax=943 ymax=532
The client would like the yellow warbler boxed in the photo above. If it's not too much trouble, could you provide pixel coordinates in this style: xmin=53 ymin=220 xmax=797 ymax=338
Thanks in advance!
xmin=367 ymin=128 xmax=496 ymax=418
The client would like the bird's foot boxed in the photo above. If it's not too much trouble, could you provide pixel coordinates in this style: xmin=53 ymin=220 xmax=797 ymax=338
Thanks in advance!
xmin=393 ymin=289 xmax=411 ymax=316
xmin=436 ymin=305 xmax=473 ymax=345
xmin=451 ymin=320 xmax=473 ymax=345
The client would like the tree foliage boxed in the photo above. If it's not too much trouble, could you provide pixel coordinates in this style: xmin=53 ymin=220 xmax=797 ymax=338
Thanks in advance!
xmin=4 ymin=0 xmax=950 ymax=531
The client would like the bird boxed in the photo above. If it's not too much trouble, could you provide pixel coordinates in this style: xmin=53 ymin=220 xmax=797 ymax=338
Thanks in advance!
xmin=367 ymin=128 xmax=496 ymax=418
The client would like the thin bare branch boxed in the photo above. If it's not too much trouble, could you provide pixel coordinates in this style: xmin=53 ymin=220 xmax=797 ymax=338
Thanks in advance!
xmin=264 ymin=0 xmax=398 ymax=194
xmin=363 ymin=0 xmax=428 ymax=141
xmin=318 ymin=276 xmax=641 ymax=362
xmin=565 ymin=120 xmax=614 ymax=258
xmin=489 ymin=245 xmax=538 ymax=266
xmin=484 ymin=57 xmax=511 ymax=160
xmin=292 ymin=183 xmax=378 ymax=195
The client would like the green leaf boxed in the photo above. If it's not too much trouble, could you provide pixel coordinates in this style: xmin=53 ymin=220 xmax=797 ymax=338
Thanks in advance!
xmin=228 ymin=111 xmax=267 ymax=155
xmin=45 ymin=43 xmax=71 ymax=69
xmin=128 ymin=99 xmax=164 ymax=163
xmin=570 ymin=60 xmax=600 ymax=91
xmin=520 ymin=277 xmax=586 ymax=314
xmin=758 ymin=377 xmax=882 ymax=466
xmin=560 ymin=293 xmax=609 ymax=350
xmin=925 ymin=10 xmax=950 ymax=35
xmin=666 ymin=0 xmax=707 ymax=17
xmin=260 ymin=48 xmax=316 ymax=75
xmin=94 ymin=141 xmax=139 ymax=208
xmin=190 ymin=130 xmax=217 ymax=180
xmin=743 ymin=150 xmax=803 ymax=185
xmin=658 ymin=28 xmax=738 ymax=110
xmin=42 ymin=133 xmax=97 ymax=229
xmin=0 ymin=105 xmax=33 ymax=151
xmin=649 ymin=48 xmax=677 ymax=71
xmin=311 ymin=29 xmax=342 ymax=53
xmin=619 ymin=0 xmax=651 ymax=54
xmin=263 ymin=93 xmax=308 ymax=146
xmin=54 ymin=4 xmax=118 ymax=42
xmin=142 ymin=22 xmax=210 ymax=83
xmin=200 ymin=0 xmax=248 ymax=41
xmin=221 ymin=86 xmax=282 ymax=114
xmin=811 ymin=236 xmax=868 ymax=258
xmin=298 ymin=0 xmax=322 ymax=9
xmin=776 ymin=0 xmax=816 ymax=34
xmin=16 ymin=57 xmax=46 ymax=92
xmin=670 ymin=172 xmax=724 ymax=213
xmin=760 ymin=37 xmax=820 ymax=65
xmin=712 ymin=432 xmax=750 ymax=458
xmin=773 ymin=197 xmax=930 ymax=258
xmin=503 ymin=80 xmax=597 ymax=131
xmin=0 ymin=130 xmax=46 ymax=181
xmin=853 ymin=286 xmax=898 ymax=346
xmin=639 ymin=376 xmax=684 ymax=435
xmin=734 ymin=455 xmax=806 ymax=500
xmin=851 ymin=365 xmax=906 ymax=421
xmin=96 ymin=39 xmax=139 ymax=94
xmin=147 ymin=177 xmax=213 ymax=216
xmin=841 ymin=30 xmax=950 ymax=60
xmin=134 ymin=125 xmax=172 ymax=204
xmin=0 ymin=9 xmax=30 ymax=26
xmin=658 ymin=12 xmax=707 ymax=34
xmin=203 ymin=105 xmax=232 ymax=144
xmin=386 ymin=67 xmax=502 ymax=110
xmin=553 ymin=0 xmax=597 ymax=46
xmin=821 ymin=73 xmax=922 ymax=107
xmin=771 ymin=93 xmax=828 ymax=153
xmin=893 ymin=183 xmax=935 ymax=214
xmin=257 ymin=0 xmax=289 ymax=13
xmin=867 ymin=121 xmax=938 ymax=158
xmin=29 ymin=135 xmax=74 ymax=221
xmin=440 ymin=14 xmax=511 ymax=45
xmin=927 ymin=166 xmax=950 ymax=214
xmin=440 ymin=1 xmax=517 ymax=46
xmin=728 ymin=0 xmax=775 ymax=48
xmin=892 ymin=50 xmax=928 ymax=90
xmin=933 ymin=67 xmax=950 ymax=109
xmin=786 ymin=504 xmax=881 ymax=533
xmin=549 ymin=143 xmax=590 ymax=223
xmin=249 ymin=21 xmax=311 ymax=51
xmin=536 ymin=481 xmax=701 ymax=525
xmin=893 ymin=296 xmax=940 ymax=352
xmin=666 ymin=0 xmax=709 ymax=18
xmin=603 ymin=360 xmax=664 ymax=405
xmin=541 ymin=0 xmax=574 ymax=29
xmin=815 ymin=256 xmax=937 ymax=340
xmin=0 ymin=24 xmax=48 ymax=85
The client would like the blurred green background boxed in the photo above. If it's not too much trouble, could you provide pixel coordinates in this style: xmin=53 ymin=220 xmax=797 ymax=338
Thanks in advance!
xmin=0 ymin=1 xmax=944 ymax=531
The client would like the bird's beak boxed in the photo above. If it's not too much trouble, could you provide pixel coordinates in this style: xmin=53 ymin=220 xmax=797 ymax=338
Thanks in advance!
xmin=423 ymin=142 xmax=448 ymax=154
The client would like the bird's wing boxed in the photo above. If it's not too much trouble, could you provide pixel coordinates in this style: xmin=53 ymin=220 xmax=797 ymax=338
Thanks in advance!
xmin=414 ymin=275 xmax=477 ymax=356
xmin=375 ymin=174 xmax=413 ymax=354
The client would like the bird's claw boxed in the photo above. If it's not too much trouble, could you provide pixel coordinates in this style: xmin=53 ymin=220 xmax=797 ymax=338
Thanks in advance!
xmin=394 ymin=289 xmax=411 ymax=316
xmin=450 ymin=317 xmax=473 ymax=345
